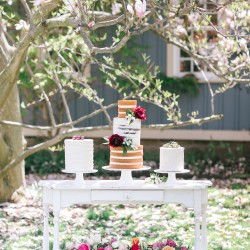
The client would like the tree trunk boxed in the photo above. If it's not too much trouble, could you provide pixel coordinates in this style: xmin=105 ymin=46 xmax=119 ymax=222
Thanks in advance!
xmin=0 ymin=84 xmax=25 ymax=202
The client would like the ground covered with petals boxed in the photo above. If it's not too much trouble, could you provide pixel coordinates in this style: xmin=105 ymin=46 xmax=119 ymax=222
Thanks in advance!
xmin=0 ymin=175 xmax=249 ymax=250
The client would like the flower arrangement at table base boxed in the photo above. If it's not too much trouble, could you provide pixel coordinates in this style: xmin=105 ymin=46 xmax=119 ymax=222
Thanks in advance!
xmin=66 ymin=235 xmax=189 ymax=250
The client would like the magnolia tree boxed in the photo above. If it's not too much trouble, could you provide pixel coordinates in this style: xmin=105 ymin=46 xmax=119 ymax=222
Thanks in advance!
xmin=0 ymin=0 xmax=249 ymax=201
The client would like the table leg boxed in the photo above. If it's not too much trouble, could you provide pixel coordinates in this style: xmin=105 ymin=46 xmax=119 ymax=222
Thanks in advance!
xmin=43 ymin=204 xmax=49 ymax=250
xmin=194 ymin=211 xmax=201 ymax=250
xmin=201 ymin=204 xmax=208 ymax=250
xmin=53 ymin=210 xmax=60 ymax=250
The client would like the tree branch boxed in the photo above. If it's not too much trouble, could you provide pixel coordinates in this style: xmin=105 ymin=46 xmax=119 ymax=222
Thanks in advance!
xmin=144 ymin=114 xmax=223 ymax=129
xmin=21 ymin=0 xmax=34 ymax=27
xmin=25 ymin=61 xmax=56 ymax=127
xmin=0 ymin=125 xmax=111 ymax=178
xmin=0 ymin=113 xmax=223 ymax=178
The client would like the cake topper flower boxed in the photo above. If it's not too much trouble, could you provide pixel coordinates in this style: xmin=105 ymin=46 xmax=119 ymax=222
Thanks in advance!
xmin=126 ymin=106 xmax=146 ymax=125
xmin=103 ymin=134 xmax=136 ymax=155
xmin=163 ymin=141 xmax=180 ymax=148
xmin=72 ymin=135 xmax=85 ymax=140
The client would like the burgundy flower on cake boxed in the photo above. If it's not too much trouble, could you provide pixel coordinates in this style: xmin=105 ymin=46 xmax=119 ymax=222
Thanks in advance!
xmin=134 ymin=106 xmax=146 ymax=120
xmin=104 ymin=134 xmax=135 ymax=155
xmin=126 ymin=105 xmax=146 ymax=125
xmin=108 ymin=134 xmax=124 ymax=147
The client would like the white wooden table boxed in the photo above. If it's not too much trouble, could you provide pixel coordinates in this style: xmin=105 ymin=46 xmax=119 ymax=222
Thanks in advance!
xmin=39 ymin=180 xmax=212 ymax=250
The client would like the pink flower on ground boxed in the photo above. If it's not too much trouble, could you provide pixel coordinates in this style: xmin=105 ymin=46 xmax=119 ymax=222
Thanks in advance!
xmin=78 ymin=243 xmax=90 ymax=250
xmin=104 ymin=244 xmax=113 ymax=250
xmin=162 ymin=247 xmax=174 ymax=250
xmin=166 ymin=239 xmax=177 ymax=247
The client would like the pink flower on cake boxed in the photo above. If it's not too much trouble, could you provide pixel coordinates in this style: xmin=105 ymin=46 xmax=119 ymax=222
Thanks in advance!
xmin=108 ymin=134 xmax=124 ymax=147
xmin=134 ymin=106 xmax=146 ymax=120
xmin=73 ymin=135 xmax=85 ymax=140
xmin=78 ymin=243 xmax=90 ymax=250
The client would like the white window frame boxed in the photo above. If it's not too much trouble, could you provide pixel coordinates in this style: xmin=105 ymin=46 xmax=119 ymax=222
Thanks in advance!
xmin=167 ymin=0 xmax=225 ymax=83
xmin=167 ymin=44 xmax=225 ymax=83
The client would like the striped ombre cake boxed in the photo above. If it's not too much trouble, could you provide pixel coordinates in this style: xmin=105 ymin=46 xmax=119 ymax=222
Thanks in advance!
xmin=118 ymin=100 xmax=137 ymax=118
xmin=110 ymin=145 xmax=143 ymax=169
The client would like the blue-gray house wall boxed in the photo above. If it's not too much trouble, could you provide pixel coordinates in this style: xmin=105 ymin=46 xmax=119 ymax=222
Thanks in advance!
xmin=21 ymin=31 xmax=250 ymax=135
xmin=69 ymin=82 xmax=250 ymax=131
xmin=69 ymin=31 xmax=250 ymax=131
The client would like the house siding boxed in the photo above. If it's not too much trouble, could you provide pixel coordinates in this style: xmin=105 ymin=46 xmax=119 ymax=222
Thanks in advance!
xmin=21 ymin=32 xmax=250 ymax=133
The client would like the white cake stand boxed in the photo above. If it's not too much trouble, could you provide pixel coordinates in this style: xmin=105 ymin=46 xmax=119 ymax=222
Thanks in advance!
xmin=62 ymin=169 xmax=98 ymax=186
xmin=154 ymin=169 xmax=190 ymax=184
xmin=103 ymin=166 xmax=150 ymax=186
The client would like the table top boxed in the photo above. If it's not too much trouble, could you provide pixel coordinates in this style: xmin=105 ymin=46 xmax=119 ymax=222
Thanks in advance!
xmin=38 ymin=179 xmax=212 ymax=190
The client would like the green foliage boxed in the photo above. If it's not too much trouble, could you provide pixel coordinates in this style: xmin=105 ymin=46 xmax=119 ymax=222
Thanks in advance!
xmin=87 ymin=207 xmax=112 ymax=221
xmin=156 ymin=72 xmax=200 ymax=95
xmin=25 ymin=149 xmax=64 ymax=175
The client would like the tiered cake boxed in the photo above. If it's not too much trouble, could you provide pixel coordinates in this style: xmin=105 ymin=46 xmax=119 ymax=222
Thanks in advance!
xmin=64 ymin=136 xmax=94 ymax=172
xmin=159 ymin=141 xmax=184 ymax=172
xmin=107 ymin=100 xmax=146 ymax=169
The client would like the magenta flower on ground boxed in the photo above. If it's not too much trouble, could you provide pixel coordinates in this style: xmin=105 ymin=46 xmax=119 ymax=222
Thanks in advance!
xmin=104 ymin=244 xmax=113 ymax=250
xmin=152 ymin=241 xmax=165 ymax=249
xmin=180 ymin=247 xmax=188 ymax=250
xmin=78 ymin=243 xmax=90 ymax=250
xmin=166 ymin=239 xmax=177 ymax=247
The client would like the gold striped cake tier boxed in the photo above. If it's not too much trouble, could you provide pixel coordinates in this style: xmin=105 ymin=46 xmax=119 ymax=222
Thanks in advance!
xmin=118 ymin=100 xmax=137 ymax=118
xmin=109 ymin=145 xmax=143 ymax=169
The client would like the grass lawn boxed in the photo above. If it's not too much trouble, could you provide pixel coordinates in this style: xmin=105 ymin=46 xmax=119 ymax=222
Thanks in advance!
xmin=0 ymin=176 xmax=249 ymax=250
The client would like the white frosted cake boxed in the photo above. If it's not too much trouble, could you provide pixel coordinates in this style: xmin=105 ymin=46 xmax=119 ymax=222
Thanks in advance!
xmin=160 ymin=141 xmax=184 ymax=172
xmin=64 ymin=138 xmax=94 ymax=172
xmin=113 ymin=117 xmax=141 ymax=146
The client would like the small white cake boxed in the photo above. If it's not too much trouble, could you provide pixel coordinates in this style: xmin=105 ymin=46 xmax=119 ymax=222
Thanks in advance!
xmin=65 ymin=139 xmax=94 ymax=172
xmin=160 ymin=142 xmax=184 ymax=172
xmin=113 ymin=117 xmax=141 ymax=146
